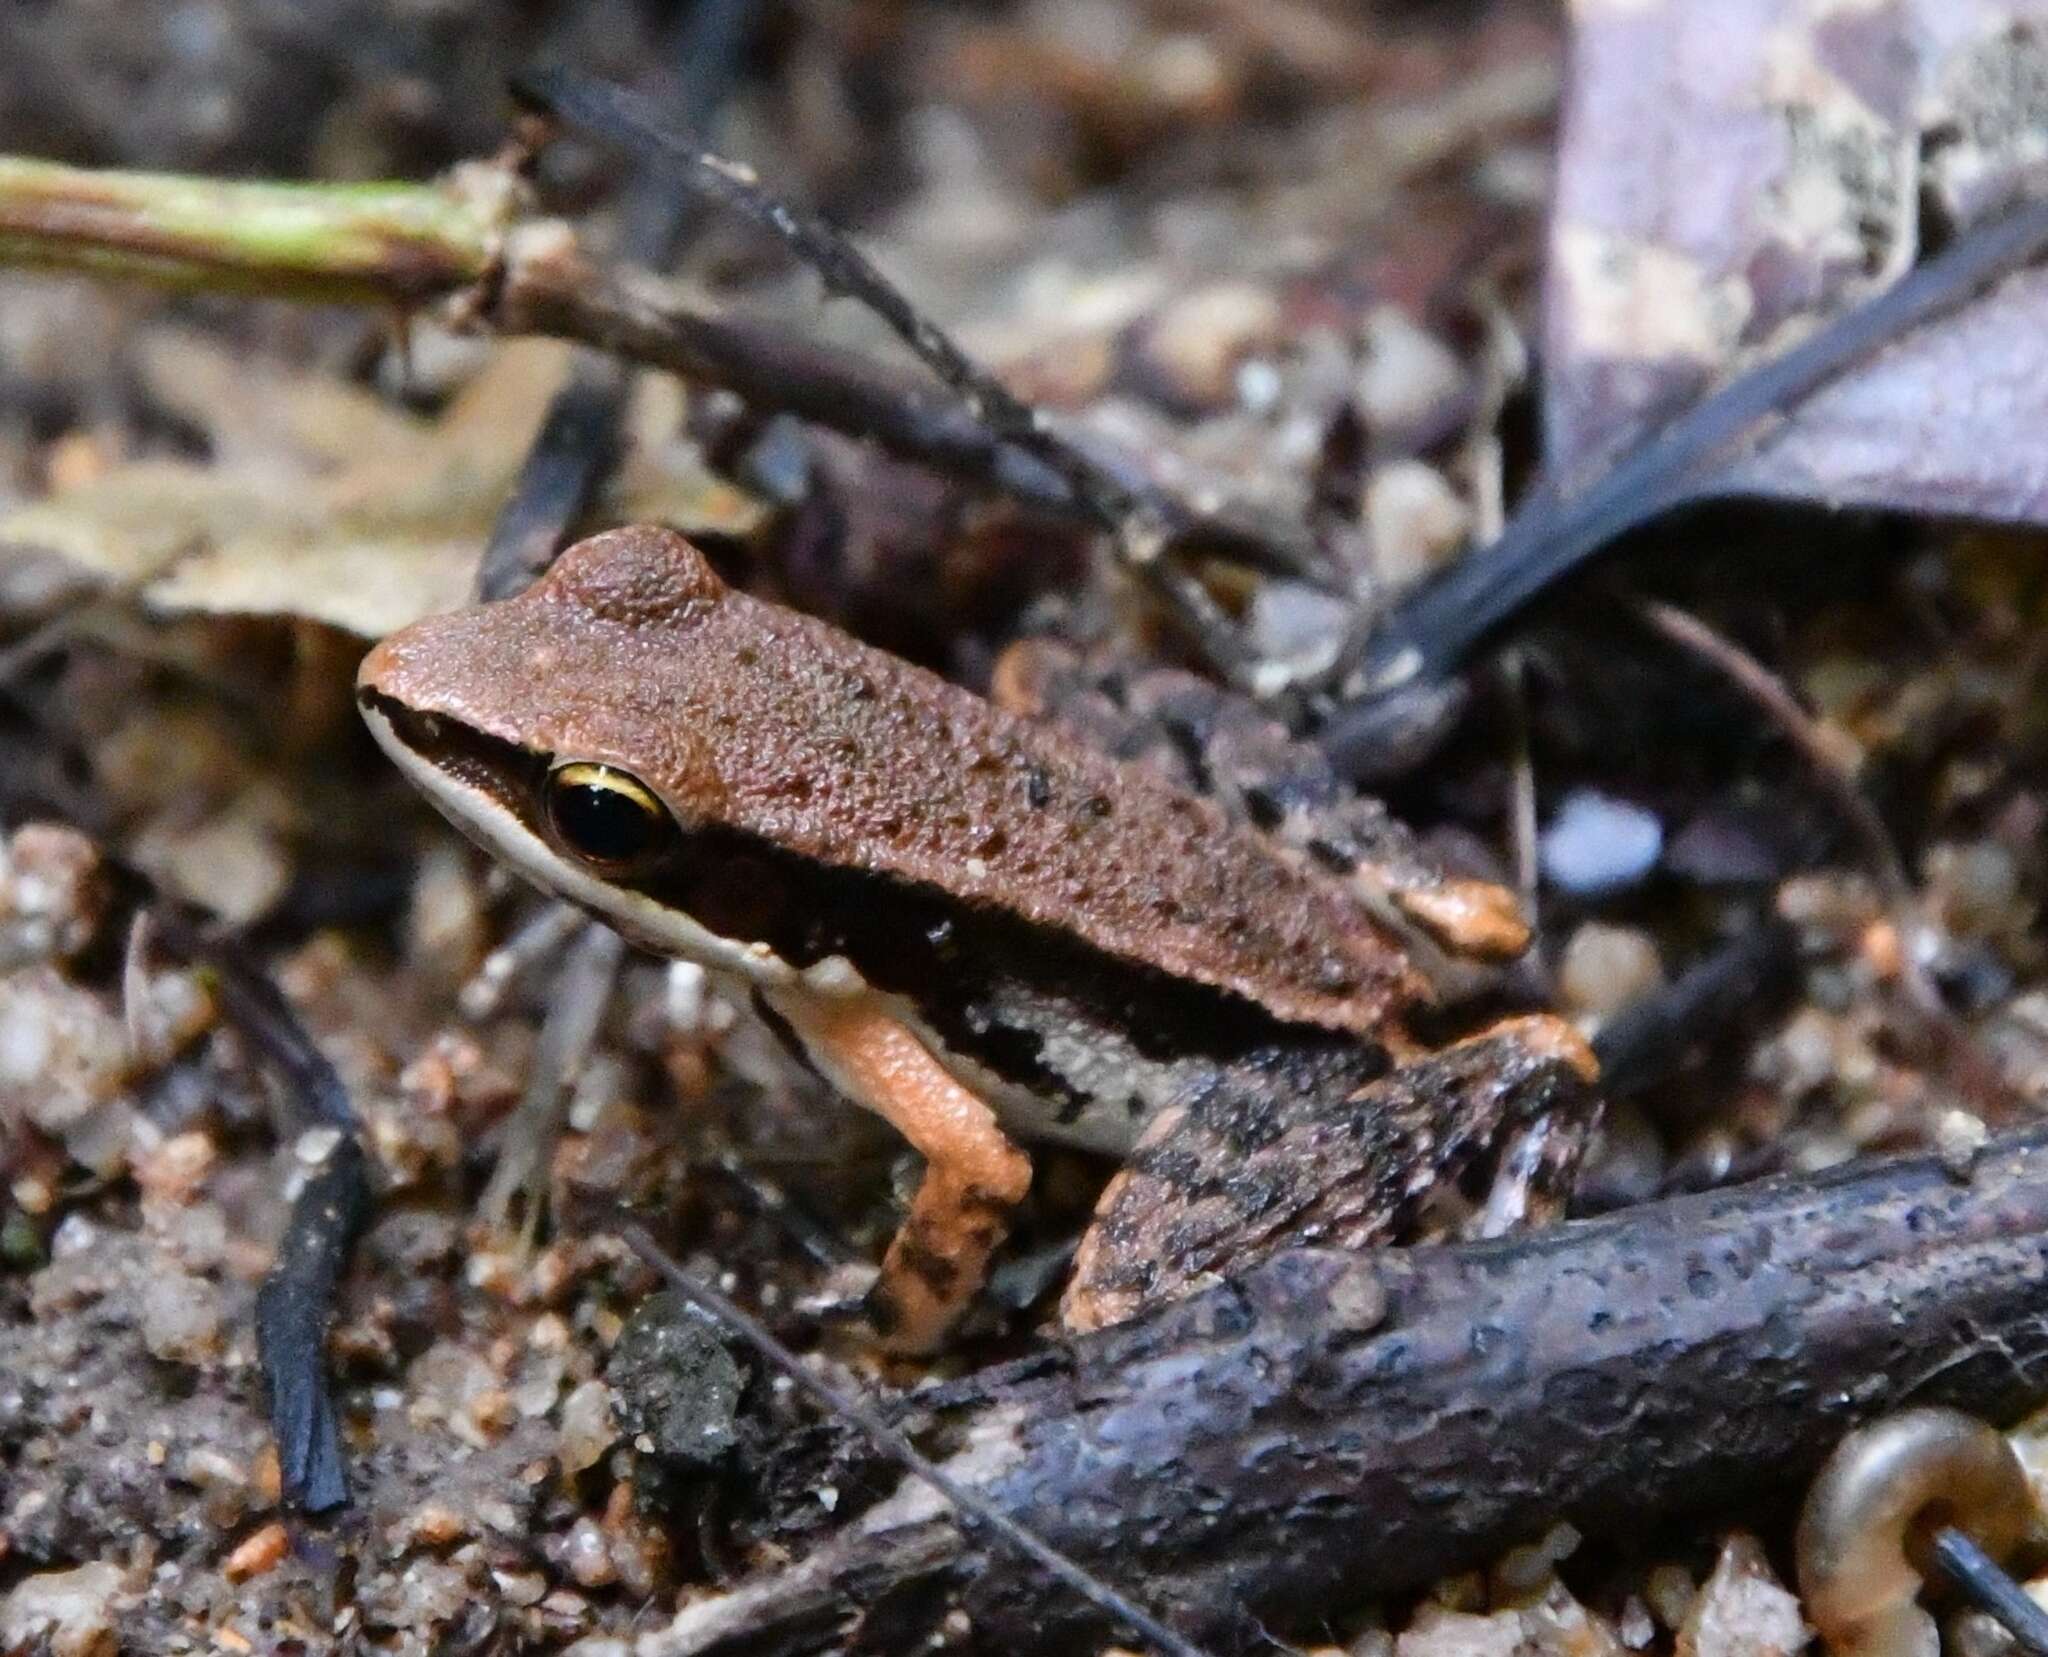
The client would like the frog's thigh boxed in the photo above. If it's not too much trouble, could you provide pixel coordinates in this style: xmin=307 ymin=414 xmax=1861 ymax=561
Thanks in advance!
xmin=767 ymin=992 xmax=1033 ymax=1354
xmin=1062 ymin=1013 xmax=1599 ymax=1335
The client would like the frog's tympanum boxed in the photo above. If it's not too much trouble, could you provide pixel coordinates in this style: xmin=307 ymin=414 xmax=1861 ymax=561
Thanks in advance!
xmin=358 ymin=527 xmax=1597 ymax=1351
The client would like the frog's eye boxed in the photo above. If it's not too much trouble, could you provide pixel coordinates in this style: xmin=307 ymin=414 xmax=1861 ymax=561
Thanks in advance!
xmin=544 ymin=762 xmax=674 ymax=872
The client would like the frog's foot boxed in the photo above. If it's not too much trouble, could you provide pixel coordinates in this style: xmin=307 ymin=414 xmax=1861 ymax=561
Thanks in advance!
xmin=1061 ymin=1014 xmax=1599 ymax=1335
xmin=766 ymin=992 xmax=1032 ymax=1355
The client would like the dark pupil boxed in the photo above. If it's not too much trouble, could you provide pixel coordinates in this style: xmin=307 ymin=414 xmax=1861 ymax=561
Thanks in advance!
xmin=551 ymin=776 xmax=659 ymax=864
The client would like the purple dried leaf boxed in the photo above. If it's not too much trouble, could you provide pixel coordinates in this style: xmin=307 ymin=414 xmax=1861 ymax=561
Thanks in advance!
xmin=1545 ymin=0 xmax=2048 ymax=522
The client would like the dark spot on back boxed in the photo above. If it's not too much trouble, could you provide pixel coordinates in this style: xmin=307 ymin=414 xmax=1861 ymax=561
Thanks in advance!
xmin=1307 ymin=839 xmax=1354 ymax=873
xmin=1242 ymin=787 xmax=1285 ymax=831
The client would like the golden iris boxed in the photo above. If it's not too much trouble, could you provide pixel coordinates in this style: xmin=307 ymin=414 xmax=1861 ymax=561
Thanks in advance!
xmin=544 ymin=762 xmax=672 ymax=871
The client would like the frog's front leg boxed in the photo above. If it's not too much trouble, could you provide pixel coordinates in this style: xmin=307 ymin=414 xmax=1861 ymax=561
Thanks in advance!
xmin=766 ymin=992 xmax=1033 ymax=1354
xmin=1062 ymin=1014 xmax=1599 ymax=1334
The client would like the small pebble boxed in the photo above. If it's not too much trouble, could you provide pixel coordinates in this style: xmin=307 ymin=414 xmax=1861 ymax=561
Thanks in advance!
xmin=407 ymin=841 xmax=488 ymax=987
xmin=0 ymin=1561 xmax=126 ymax=1657
xmin=132 ymin=1131 xmax=217 ymax=1205
xmin=222 ymin=1522 xmax=288 ymax=1582
xmin=0 ymin=824 xmax=105 ymax=967
xmin=1245 ymin=581 xmax=1352 ymax=679
xmin=1355 ymin=307 xmax=1468 ymax=438
xmin=1675 ymin=1533 xmax=1803 ymax=1657
xmin=1664 ymin=809 xmax=1784 ymax=886
xmin=493 ymin=1570 xmax=548 ymax=1607
xmin=140 ymin=1270 xmax=224 ymax=1364
xmin=50 ymin=1213 xmax=99 ymax=1260
xmin=466 ymin=1386 xmax=517 ymax=1442
xmin=150 ymin=1201 xmax=229 ymax=1273
xmin=1925 ymin=841 xmax=2024 ymax=938
xmin=1559 ymin=924 xmax=1665 ymax=1018
xmin=1138 ymin=280 xmax=1281 ymax=409
xmin=607 ymin=1291 xmax=745 ymax=1472
xmin=1366 ymin=460 xmax=1473 ymax=589
xmin=1645 ymin=1564 xmax=1698 ymax=1630
xmin=1540 ymin=792 xmax=1663 ymax=897
xmin=403 ymin=1502 xmax=469 ymax=1549
xmin=252 ymin=1447 xmax=282 ymax=1506
xmin=1935 ymin=1109 xmax=1989 ymax=1174
xmin=563 ymin=1518 xmax=617 ymax=1589
xmin=557 ymin=1380 xmax=617 ymax=1475
xmin=135 ymin=805 xmax=289 ymax=926
xmin=539 ymin=1588 xmax=590 ymax=1627
xmin=1492 ymin=1521 xmax=1582 ymax=1593
xmin=0 ymin=968 xmax=132 ymax=1137
xmin=512 ymin=1349 xmax=567 ymax=1418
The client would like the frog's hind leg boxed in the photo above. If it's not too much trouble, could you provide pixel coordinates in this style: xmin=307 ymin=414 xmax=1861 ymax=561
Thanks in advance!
xmin=766 ymin=992 xmax=1033 ymax=1355
xmin=1062 ymin=1014 xmax=1599 ymax=1334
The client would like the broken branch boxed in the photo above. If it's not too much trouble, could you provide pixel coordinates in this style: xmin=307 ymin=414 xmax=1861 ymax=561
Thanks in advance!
xmin=0 ymin=155 xmax=514 ymax=306
xmin=666 ymin=1129 xmax=2048 ymax=1655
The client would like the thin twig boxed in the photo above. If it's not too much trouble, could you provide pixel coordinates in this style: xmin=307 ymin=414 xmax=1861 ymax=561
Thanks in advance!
xmin=1931 ymin=1527 xmax=2048 ymax=1657
xmin=474 ymin=0 xmax=757 ymax=602
xmin=0 ymin=145 xmax=1322 ymax=600
xmin=1501 ymin=650 xmax=1540 ymax=926
xmin=617 ymin=1222 xmax=1217 ymax=1657
xmin=1590 ymin=918 xmax=1798 ymax=1103
xmin=477 ymin=922 xmax=624 ymax=1237
xmin=474 ymin=360 xmax=633 ymax=602
xmin=0 ymin=153 xmax=512 ymax=304
xmin=457 ymin=899 xmax=587 ymax=1019
xmin=1632 ymin=599 xmax=2023 ymax=1119
xmin=508 ymin=66 xmax=1265 ymax=679
xmin=1634 ymin=599 xmax=1912 ymax=904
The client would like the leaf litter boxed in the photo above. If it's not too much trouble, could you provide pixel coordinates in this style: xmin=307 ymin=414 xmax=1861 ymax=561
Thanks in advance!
xmin=0 ymin=331 xmax=762 ymax=639
xmin=4 ymin=1 xmax=2048 ymax=1653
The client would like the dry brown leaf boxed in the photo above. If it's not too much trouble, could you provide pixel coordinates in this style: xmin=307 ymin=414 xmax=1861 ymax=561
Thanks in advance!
xmin=0 ymin=334 xmax=764 ymax=639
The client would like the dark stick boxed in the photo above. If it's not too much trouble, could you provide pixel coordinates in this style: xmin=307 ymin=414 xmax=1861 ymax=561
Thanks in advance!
xmin=253 ymin=1136 xmax=372 ymax=1514
xmin=683 ymin=1130 xmax=2048 ymax=1655
xmin=507 ymin=66 xmax=1270 ymax=676
xmin=1930 ymin=1528 xmax=2048 ymax=1657
xmin=474 ymin=0 xmax=756 ymax=603
xmin=619 ymin=1224 xmax=1217 ymax=1657
xmin=488 ymin=233 xmax=1321 ymax=581
xmin=1320 ymin=194 xmax=2048 ymax=776
xmin=1588 ymin=917 xmax=1797 ymax=1100
xmin=154 ymin=915 xmax=369 ymax=1512
xmin=507 ymin=67 xmax=1147 ymax=527
xmin=474 ymin=363 xmax=632 ymax=602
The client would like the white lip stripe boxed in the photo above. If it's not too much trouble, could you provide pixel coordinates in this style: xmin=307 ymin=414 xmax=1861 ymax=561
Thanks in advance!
xmin=360 ymin=702 xmax=804 ymax=991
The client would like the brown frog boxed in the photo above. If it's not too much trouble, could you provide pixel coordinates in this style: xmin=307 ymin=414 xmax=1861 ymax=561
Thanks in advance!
xmin=357 ymin=526 xmax=1597 ymax=1350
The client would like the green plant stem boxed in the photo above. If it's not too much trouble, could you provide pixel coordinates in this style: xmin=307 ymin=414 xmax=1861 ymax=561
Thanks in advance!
xmin=0 ymin=156 xmax=515 ymax=306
